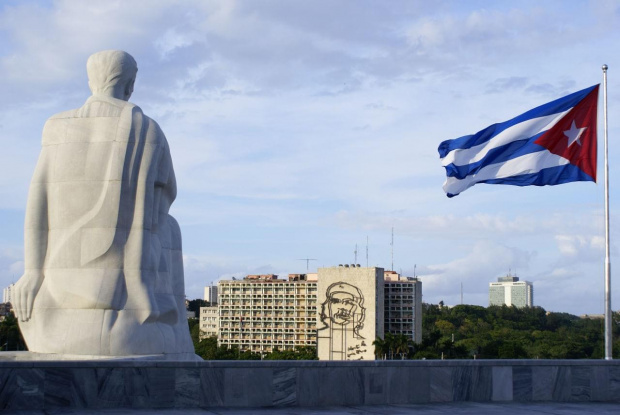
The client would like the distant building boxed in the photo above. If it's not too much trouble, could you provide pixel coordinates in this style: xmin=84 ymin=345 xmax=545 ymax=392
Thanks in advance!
xmin=215 ymin=267 xmax=422 ymax=360
xmin=204 ymin=285 xmax=218 ymax=304
xmin=199 ymin=306 xmax=220 ymax=339
xmin=3 ymin=284 xmax=14 ymax=304
xmin=218 ymin=274 xmax=318 ymax=354
xmin=580 ymin=314 xmax=604 ymax=320
xmin=384 ymin=271 xmax=423 ymax=344
xmin=489 ymin=275 xmax=533 ymax=308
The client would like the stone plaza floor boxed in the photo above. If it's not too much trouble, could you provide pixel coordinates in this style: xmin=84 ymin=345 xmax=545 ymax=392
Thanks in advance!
xmin=3 ymin=402 xmax=620 ymax=414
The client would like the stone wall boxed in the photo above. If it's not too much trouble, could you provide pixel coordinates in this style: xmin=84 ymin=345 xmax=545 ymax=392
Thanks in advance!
xmin=0 ymin=360 xmax=619 ymax=410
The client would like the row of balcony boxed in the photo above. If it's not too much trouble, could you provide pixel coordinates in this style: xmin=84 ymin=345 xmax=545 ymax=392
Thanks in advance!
xmin=220 ymin=326 xmax=317 ymax=331
xmin=220 ymin=314 xmax=315 ymax=319
xmin=220 ymin=338 xmax=314 ymax=343
xmin=220 ymin=335 xmax=315 ymax=340
xmin=219 ymin=290 xmax=317 ymax=295
xmin=219 ymin=303 xmax=312 ymax=308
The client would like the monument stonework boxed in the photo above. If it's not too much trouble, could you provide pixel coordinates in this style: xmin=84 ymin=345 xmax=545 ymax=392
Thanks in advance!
xmin=316 ymin=266 xmax=384 ymax=360
xmin=12 ymin=50 xmax=196 ymax=359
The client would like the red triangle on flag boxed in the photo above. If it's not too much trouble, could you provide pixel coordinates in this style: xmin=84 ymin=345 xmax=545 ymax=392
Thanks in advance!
xmin=534 ymin=85 xmax=599 ymax=181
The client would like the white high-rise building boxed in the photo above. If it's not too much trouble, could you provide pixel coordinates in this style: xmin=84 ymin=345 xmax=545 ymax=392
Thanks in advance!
xmin=199 ymin=306 xmax=219 ymax=339
xmin=489 ymin=275 xmax=533 ymax=308
xmin=384 ymin=271 xmax=423 ymax=344
xmin=204 ymin=285 xmax=218 ymax=304
xmin=3 ymin=284 xmax=14 ymax=304
xmin=218 ymin=274 xmax=318 ymax=354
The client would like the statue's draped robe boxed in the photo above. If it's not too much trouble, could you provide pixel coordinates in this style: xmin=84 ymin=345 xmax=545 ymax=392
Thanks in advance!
xmin=20 ymin=95 xmax=194 ymax=356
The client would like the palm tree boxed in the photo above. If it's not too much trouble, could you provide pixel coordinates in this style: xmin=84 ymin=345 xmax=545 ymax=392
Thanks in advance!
xmin=394 ymin=334 xmax=411 ymax=359
xmin=384 ymin=332 xmax=396 ymax=359
xmin=372 ymin=336 xmax=386 ymax=359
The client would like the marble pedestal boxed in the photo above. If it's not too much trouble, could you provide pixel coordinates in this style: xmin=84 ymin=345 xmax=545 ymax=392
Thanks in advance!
xmin=0 ymin=359 xmax=618 ymax=410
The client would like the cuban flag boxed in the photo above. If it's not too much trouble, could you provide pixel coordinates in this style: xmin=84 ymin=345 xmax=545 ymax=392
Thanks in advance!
xmin=438 ymin=85 xmax=599 ymax=197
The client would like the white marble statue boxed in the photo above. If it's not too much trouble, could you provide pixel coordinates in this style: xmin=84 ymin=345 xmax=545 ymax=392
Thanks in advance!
xmin=12 ymin=50 xmax=197 ymax=359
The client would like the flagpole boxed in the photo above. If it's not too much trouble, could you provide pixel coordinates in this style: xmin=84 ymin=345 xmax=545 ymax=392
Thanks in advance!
xmin=603 ymin=64 xmax=612 ymax=360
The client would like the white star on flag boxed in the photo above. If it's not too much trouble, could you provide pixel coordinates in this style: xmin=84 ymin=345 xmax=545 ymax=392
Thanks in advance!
xmin=564 ymin=120 xmax=587 ymax=147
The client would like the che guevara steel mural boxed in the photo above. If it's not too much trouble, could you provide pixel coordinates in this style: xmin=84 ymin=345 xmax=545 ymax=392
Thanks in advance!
xmin=317 ymin=282 xmax=368 ymax=360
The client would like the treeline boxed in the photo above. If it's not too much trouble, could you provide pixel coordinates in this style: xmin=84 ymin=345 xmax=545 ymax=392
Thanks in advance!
xmin=188 ymin=318 xmax=317 ymax=360
xmin=4 ymin=302 xmax=617 ymax=360
xmin=415 ymin=303 xmax=620 ymax=359
xmin=189 ymin=303 xmax=620 ymax=360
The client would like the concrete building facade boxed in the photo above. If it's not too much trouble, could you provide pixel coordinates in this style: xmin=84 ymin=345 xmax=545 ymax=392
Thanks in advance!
xmin=384 ymin=271 xmax=423 ymax=344
xmin=204 ymin=285 xmax=218 ymax=304
xmin=218 ymin=274 xmax=318 ymax=354
xmin=3 ymin=284 xmax=14 ymax=304
xmin=214 ymin=268 xmax=421 ymax=360
xmin=489 ymin=275 xmax=533 ymax=308
xmin=199 ymin=306 xmax=219 ymax=339
xmin=316 ymin=266 xmax=384 ymax=361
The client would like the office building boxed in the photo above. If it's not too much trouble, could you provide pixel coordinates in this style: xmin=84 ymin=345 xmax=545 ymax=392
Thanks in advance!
xmin=316 ymin=266 xmax=384 ymax=361
xmin=3 ymin=284 xmax=14 ymax=304
xmin=218 ymin=274 xmax=318 ymax=354
xmin=384 ymin=271 xmax=423 ymax=344
xmin=204 ymin=285 xmax=218 ymax=304
xmin=489 ymin=275 xmax=533 ymax=308
xmin=199 ymin=306 xmax=219 ymax=339
xmin=215 ymin=267 xmax=422 ymax=360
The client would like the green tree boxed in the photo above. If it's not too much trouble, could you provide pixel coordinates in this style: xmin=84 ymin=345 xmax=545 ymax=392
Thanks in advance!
xmin=393 ymin=334 xmax=411 ymax=359
xmin=0 ymin=313 xmax=26 ymax=351
xmin=187 ymin=299 xmax=210 ymax=315
xmin=263 ymin=346 xmax=317 ymax=360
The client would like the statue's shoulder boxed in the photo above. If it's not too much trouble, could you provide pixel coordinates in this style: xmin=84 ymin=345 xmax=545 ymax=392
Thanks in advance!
xmin=47 ymin=108 xmax=80 ymax=120
xmin=137 ymin=110 xmax=167 ymax=145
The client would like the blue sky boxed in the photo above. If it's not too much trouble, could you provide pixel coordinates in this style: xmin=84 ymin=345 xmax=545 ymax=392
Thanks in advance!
xmin=1 ymin=0 xmax=619 ymax=315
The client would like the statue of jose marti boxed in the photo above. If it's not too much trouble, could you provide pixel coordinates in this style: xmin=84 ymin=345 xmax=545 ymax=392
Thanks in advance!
xmin=12 ymin=50 xmax=197 ymax=359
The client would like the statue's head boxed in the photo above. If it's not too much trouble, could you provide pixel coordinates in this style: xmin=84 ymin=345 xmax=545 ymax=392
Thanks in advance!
xmin=87 ymin=50 xmax=138 ymax=101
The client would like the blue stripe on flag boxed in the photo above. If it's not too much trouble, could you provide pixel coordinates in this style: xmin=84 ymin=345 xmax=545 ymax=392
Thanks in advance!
xmin=438 ymin=85 xmax=597 ymax=158
xmin=445 ymin=164 xmax=595 ymax=198
xmin=444 ymin=133 xmax=545 ymax=180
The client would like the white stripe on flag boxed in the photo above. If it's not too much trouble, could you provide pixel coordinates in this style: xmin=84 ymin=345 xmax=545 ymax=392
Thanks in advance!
xmin=443 ymin=150 xmax=570 ymax=195
xmin=441 ymin=110 xmax=570 ymax=167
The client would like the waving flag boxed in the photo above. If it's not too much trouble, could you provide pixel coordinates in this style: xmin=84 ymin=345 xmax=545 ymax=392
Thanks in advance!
xmin=438 ymin=85 xmax=599 ymax=197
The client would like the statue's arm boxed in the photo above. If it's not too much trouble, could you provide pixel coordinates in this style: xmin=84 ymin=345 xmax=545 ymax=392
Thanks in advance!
xmin=14 ymin=145 xmax=50 ymax=321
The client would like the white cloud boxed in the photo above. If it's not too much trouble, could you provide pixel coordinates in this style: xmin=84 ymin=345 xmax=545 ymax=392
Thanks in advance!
xmin=554 ymin=234 xmax=605 ymax=263
xmin=417 ymin=240 xmax=533 ymax=305
xmin=154 ymin=27 xmax=203 ymax=59
xmin=1 ymin=0 xmax=619 ymax=316
xmin=182 ymin=253 xmax=288 ymax=299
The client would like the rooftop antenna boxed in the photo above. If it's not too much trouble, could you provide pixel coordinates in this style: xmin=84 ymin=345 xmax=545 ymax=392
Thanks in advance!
xmin=366 ymin=236 xmax=369 ymax=267
xmin=354 ymin=244 xmax=358 ymax=264
xmin=414 ymin=264 xmax=417 ymax=278
xmin=391 ymin=227 xmax=394 ymax=271
xmin=297 ymin=258 xmax=317 ymax=271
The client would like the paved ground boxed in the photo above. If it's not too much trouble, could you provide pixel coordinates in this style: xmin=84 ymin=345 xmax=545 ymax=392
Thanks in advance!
xmin=3 ymin=403 xmax=620 ymax=414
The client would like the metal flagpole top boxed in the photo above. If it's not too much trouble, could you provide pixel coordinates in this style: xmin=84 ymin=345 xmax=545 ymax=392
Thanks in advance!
xmin=603 ymin=64 xmax=608 ymax=71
